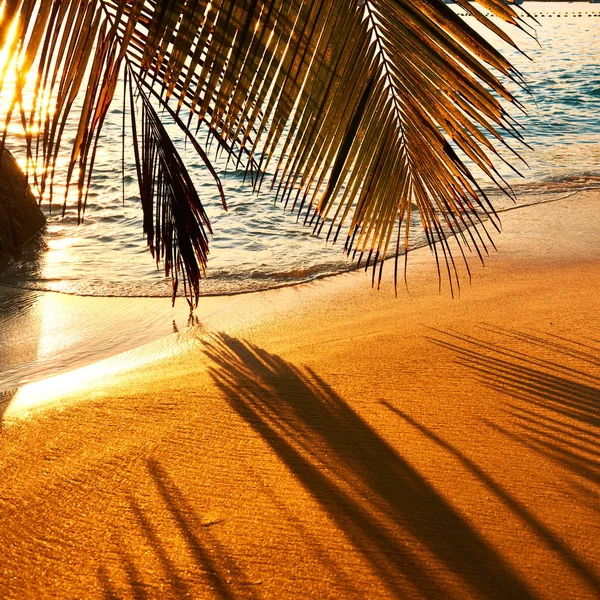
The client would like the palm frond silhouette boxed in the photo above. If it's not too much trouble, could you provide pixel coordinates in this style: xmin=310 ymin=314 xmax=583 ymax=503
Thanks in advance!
xmin=0 ymin=0 xmax=527 ymax=304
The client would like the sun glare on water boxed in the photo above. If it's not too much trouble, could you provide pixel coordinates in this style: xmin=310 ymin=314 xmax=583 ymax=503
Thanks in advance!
xmin=0 ymin=1 xmax=63 ymax=191
xmin=3 ymin=325 xmax=178 ymax=422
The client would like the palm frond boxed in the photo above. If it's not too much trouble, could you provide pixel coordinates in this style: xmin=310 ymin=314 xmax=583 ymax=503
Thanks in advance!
xmin=128 ymin=66 xmax=213 ymax=305
xmin=0 ymin=0 xmax=527 ymax=304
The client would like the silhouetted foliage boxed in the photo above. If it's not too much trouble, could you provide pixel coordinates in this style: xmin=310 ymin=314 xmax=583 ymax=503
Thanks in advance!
xmin=0 ymin=0 xmax=528 ymax=304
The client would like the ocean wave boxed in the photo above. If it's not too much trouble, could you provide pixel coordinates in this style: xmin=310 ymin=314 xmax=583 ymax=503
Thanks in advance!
xmin=538 ymin=173 xmax=600 ymax=188
xmin=3 ymin=178 xmax=596 ymax=300
xmin=2 ymin=9 xmax=599 ymax=302
xmin=484 ymin=174 xmax=600 ymax=204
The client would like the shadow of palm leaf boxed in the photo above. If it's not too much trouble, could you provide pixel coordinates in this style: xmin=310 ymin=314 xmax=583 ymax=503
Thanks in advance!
xmin=98 ymin=459 xmax=258 ymax=600
xmin=427 ymin=325 xmax=600 ymax=593
xmin=203 ymin=333 xmax=535 ymax=599
xmin=428 ymin=325 xmax=600 ymax=484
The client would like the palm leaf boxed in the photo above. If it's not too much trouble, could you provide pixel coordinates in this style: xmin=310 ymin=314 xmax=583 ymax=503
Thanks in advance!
xmin=129 ymin=67 xmax=212 ymax=305
xmin=0 ymin=0 xmax=528 ymax=305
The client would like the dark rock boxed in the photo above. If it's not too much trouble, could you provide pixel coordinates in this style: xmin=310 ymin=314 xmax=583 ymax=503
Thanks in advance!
xmin=0 ymin=148 xmax=45 ymax=256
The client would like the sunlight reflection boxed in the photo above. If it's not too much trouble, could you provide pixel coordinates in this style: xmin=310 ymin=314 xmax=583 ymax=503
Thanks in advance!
xmin=33 ymin=291 xmax=86 ymax=366
xmin=0 ymin=13 xmax=19 ymax=80
xmin=4 ymin=359 xmax=115 ymax=421
xmin=0 ymin=3 xmax=59 ymax=203
xmin=4 ymin=331 xmax=179 ymax=423
xmin=38 ymin=236 xmax=83 ymax=292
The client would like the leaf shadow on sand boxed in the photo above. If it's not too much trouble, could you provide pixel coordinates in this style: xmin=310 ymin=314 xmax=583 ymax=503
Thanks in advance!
xmin=426 ymin=325 xmax=600 ymax=594
xmin=201 ymin=333 xmax=537 ymax=600
xmin=428 ymin=326 xmax=600 ymax=487
xmin=97 ymin=457 xmax=259 ymax=600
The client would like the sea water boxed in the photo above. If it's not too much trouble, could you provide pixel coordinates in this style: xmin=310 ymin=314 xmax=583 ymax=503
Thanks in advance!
xmin=0 ymin=2 xmax=599 ymax=392
xmin=0 ymin=2 xmax=598 ymax=299
xmin=0 ymin=2 xmax=600 ymax=296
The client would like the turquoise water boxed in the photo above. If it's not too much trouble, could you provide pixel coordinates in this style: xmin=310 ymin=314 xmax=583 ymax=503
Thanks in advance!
xmin=1 ymin=1 xmax=599 ymax=298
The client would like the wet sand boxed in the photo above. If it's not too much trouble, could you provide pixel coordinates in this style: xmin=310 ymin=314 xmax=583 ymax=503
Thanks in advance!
xmin=0 ymin=287 xmax=232 ymax=392
xmin=0 ymin=190 xmax=599 ymax=599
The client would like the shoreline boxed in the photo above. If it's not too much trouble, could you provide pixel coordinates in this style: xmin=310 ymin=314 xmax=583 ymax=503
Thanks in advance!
xmin=0 ymin=287 xmax=230 ymax=393
xmin=2 ymin=184 xmax=598 ymax=393
xmin=0 ymin=188 xmax=598 ymax=597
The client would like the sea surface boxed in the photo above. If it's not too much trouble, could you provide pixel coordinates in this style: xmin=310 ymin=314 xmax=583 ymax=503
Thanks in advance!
xmin=0 ymin=2 xmax=599 ymax=392
xmin=1 ymin=1 xmax=599 ymax=299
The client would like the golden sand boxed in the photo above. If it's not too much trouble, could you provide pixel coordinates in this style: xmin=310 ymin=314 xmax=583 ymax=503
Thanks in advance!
xmin=1 ymin=191 xmax=599 ymax=598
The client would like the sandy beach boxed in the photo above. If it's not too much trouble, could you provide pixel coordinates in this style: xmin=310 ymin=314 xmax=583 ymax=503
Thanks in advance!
xmin=0 ymin=190 xmax=599 ymax=599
